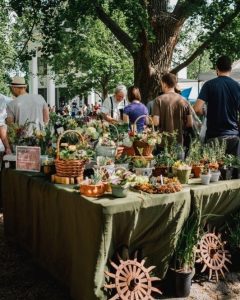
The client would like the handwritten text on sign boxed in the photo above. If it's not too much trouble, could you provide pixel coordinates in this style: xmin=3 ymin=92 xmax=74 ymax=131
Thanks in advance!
xmin=16 ymin=146 xmax=41 ymax=172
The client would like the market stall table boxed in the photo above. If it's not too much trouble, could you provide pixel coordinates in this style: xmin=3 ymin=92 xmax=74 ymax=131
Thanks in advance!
xmin=1 ymin=169 xmax=191 ymax=300
xmin=189 ymin=179 xmax=240 ymax=226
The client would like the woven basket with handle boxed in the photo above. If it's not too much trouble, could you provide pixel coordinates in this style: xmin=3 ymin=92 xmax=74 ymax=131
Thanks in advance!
xmin=132 ymin=115 xmax=154 ymax=156
xmin=55 ymin=130 xmax=87 ymax=178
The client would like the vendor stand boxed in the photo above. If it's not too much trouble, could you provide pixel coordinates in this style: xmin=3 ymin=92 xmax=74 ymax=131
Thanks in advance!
xmin=2 ymin=168 xmax=190 ymax=300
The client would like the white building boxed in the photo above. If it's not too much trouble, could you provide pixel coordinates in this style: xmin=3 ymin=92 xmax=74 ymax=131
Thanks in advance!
xmin=28 ymin=45 xmax=100 ymax=108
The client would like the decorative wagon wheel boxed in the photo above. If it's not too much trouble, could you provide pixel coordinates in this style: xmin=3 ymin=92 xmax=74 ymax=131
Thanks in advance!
xmin=196 ymin=227 xmax=231 ymax=281
xmin=104 ymin=253 xmax=162 ymax=300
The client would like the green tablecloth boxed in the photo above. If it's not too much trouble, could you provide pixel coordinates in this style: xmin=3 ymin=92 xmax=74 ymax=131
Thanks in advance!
xmin=189 ymin=179 xmax=240 ymax=225
xmin=1 ymin=169 xmax=191 ymax=300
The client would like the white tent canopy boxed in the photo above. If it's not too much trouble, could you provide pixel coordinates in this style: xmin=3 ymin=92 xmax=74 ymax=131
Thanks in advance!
xmin=198 ymin=59 xmax=240 ymax=82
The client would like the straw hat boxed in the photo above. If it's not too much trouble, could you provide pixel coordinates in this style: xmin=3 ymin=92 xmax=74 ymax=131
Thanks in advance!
xmin=9 ymin=76 xmax=27 ymax=87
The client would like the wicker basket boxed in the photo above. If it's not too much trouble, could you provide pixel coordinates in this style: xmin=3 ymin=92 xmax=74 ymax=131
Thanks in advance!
xmin=132 ymin=115 xmax=155 ymax=156
xmin=55 ymin=130 xmax=86 ymax=178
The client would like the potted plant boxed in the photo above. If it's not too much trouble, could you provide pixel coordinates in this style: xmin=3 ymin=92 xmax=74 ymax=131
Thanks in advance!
xmin=131 ymin=127 xmax=161 ymax=156
xmin=95 ymin=132 xmax=117 ymax=157
xmin=109 ymin=169 xmax=132 ymax=198
xmin=96 ymin=156 xmax=115 ymax=176
xmin=186 ymin=139 xmax=204 ymax=178
xmin=153 ymin=150 xmax=174 ymax=177
xmin=79 ymin=169 xmax=105 ymax=197
xmin=209 ymin=138 xmax=227 ymax=168
xmin=210 ymin=168 xmax=221 ymax=182
xmin=220 ymin=154 xmax=235 ymax=180
xmin=115 ymin=154 xmax=131 ymax=170
xmin=173 ymin=212 xmax=200 ymax=297
xmin=132 ymin=156 xmax=153 ymax=176
xmin=200 ymin=164 xmax=211 ymax=185
xmin=175 ymin=162 xmax=192 ymax=184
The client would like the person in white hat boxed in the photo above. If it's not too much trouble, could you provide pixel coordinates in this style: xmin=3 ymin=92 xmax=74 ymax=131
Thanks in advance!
xmin=7 ymin=76 xmax=49 ymax=131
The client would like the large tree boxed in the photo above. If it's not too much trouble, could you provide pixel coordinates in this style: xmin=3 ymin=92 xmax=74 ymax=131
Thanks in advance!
xmin=10 ymin=0 xmax=240 ymax=102
xmin=49 ymin=18 xmax=133 ymax=100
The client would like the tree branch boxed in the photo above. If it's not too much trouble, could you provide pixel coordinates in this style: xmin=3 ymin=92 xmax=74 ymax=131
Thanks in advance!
xmin=172 ymin=0 xmax=203 ymax=21
xmin=95 ymin=5 xmax=135 ymax=54
xmin=171 ymin=7 xmax=240 ymax=74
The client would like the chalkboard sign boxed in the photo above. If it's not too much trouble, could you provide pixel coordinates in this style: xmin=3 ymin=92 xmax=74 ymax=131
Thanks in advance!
xmin=16 ymin=146 xmax=41 ymax=172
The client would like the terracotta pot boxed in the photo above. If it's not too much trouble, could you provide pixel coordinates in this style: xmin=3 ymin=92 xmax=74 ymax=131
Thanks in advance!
xmin=209 ymin=162 xmax=219 ymax=170
xmin=191 ymin=165 xmax=203 ymax=178
xmin=80 ymin=183 xmax=105 ymax=197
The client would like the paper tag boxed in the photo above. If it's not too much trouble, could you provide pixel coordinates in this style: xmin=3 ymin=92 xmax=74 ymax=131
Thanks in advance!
xmin=5 ymin=161 xmax=10 ymax=168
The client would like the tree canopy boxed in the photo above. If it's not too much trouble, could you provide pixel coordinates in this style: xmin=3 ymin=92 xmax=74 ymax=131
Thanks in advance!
xmin=48 ymin=18 xmax=133 ymax=99
xmin=9 ymin=0 xmax=240 ymax=102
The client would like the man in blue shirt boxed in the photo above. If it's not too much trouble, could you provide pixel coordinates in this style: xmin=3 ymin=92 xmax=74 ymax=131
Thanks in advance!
xmin=194 ymin=56 xmax=240 ymax=156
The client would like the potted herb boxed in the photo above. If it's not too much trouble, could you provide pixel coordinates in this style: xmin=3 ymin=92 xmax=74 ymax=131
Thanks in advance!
xmin=200 ymin=164 xmax=211 ymax=185
xmin=173 ymin=212 xmax=200 ymax=297
xmin=220 ymin=154 xmax=235 ymax=180
xmin=186 ymin=139 xmax=203 ymax=178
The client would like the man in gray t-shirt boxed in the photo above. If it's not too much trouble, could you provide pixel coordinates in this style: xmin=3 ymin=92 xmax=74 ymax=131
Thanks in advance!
xmin=7 ymin=76 xmax=49 ymax=131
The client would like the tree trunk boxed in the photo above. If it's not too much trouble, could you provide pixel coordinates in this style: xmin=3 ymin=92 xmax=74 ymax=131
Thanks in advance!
xmin=134 ymin=0 xmax=183 ymax=103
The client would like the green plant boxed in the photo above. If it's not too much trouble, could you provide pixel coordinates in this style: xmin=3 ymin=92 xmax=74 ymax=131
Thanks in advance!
xmin=186 ymin=139 xmax=202 ymax=165
xmin=226 ymin=212 xmax=240 ymax=249
xmin=201 ymin=164 xmax=210 ymax=175
xmin=90 ymin=169 xmax=103 ymax=185
xmin=174 ymin=211 xmax=201 ymax=272
xmin=223 ymin=154 xmax=235 ymax=167
xmin=132 ymin=157 xmax=149 ymax=168
xmin=96 ymin=156 xmax=114 ymax=166
xmin=155 ymin=151 xmax=174 ymax=167
xmin=115 ymin=155 xmax=131 ymax=164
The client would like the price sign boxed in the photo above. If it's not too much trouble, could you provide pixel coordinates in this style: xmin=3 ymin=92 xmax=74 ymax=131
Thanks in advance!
xmin=16 ymin=146 xmax=41 ymax=172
